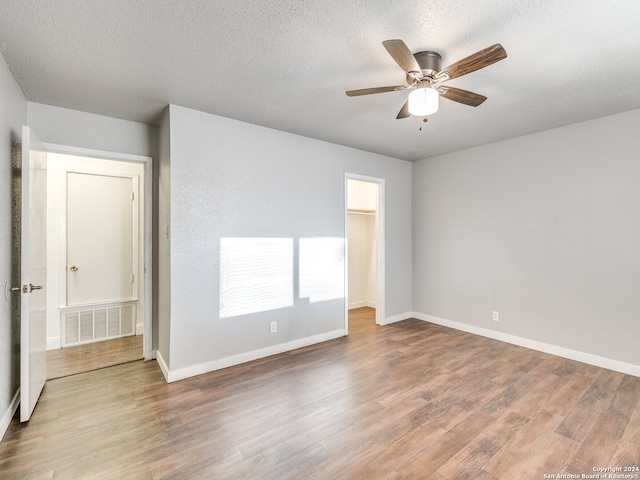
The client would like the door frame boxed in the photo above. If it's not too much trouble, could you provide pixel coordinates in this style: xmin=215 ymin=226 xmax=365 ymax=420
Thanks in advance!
xmin=44 ymin=143 xmax=153 ymax=360
xmin=344 ymin=173 xmax=385 ymax=334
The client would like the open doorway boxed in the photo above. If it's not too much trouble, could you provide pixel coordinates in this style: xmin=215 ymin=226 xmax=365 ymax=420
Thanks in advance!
xmin=44 ymin=147 xmax=152 ymax=378
xmin=345 ymin=175 xmax=385 ymax=334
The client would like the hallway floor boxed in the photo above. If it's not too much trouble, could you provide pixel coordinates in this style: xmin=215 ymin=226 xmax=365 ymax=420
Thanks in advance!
xmin=46 ymin=334 xmax=143 ymax=379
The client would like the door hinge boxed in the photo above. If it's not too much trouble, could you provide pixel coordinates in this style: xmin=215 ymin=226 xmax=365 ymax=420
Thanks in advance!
xmin=131 ymin=192 xmax=135 ymax=201
xmin=132 ymin=273 xmax=135 ymax=283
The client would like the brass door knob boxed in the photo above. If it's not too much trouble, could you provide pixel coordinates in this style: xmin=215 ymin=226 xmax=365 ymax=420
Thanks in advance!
xmin=69 ymin=265 xmax=79 ymax=272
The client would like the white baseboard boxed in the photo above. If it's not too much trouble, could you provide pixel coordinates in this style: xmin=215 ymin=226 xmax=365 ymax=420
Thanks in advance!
xmin=46 ymin=336 xmax=61 ymax=351
xmin=155 ymin=350 xmax=170 ymax=382
xmin=413 ymin=312 xmax=640 ymax=378
xmin=1 ymin=388 xmax=20 ymax=442
xmin=136 ymin=322 xmax=144 ymax=335
xmin=163 ymin=329 xmax=346 ymax=383
xmin=385 ymin=312 xmax=413 ymax=325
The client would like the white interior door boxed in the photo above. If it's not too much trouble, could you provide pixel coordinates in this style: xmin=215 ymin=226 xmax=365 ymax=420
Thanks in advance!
xmin=20 ymin=126 xmax=47 ymax=422
xmin=66 ymin=173 xmax=135 ymax=306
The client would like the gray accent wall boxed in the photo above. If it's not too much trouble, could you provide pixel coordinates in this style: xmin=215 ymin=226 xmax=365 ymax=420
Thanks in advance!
xmin=412 ymin=109 xmax=640 ymax=367
xmin=0 ymin=51 xmax=27 ymax=439
xmin=159 ymin=104 xmax=412 ymax=375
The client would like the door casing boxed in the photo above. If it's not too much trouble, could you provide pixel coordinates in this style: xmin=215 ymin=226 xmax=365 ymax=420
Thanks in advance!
xmin=44 ymin=144 xmax=153 ymax=360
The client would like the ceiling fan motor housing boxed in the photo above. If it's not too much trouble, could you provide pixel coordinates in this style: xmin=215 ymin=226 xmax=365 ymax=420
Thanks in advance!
xmin=413 ymin=51 xmax=442 ymax=78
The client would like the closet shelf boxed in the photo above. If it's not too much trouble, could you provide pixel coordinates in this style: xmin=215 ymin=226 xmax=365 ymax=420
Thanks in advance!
xmin=348 ymin=209 xmax=376 ymax=216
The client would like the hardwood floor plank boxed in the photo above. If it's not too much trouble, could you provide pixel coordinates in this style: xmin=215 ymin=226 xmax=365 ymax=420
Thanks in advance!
xmin=623 ymin=401 xmax=640 ymax=444
xmin=254 ymin=442 xmax=331 ymax=480
xmin=183 ymin=451 xmax=270 ymax=480
xmin=567 ymin=407 xmax=629 ymax=474
xmin=256 ymin=398 xmax=384 ymax=466
xmin=479 ymin=373 xmax=541 ymax=417
xmin=437 ymin=411 xmax=529 ymax=479
xmin=47 ymin=334 xmax=143 ymax=379
xmin=344 ymin=421 xmax=444 ymax=479
xmin=611 ymin=374 xmax=640 ymax=419
xmin=1 ymin=308 xmax=638 ymax=479
xmin=481 ymin=408 xmax=578 ymax=478
xmin=393 ymin=411 xmax=497 ymax=476
xmin=555 ymin=368 xmax=625 ymax=442
xmin=610 ymin=441 xmax=640 ymax=467
xmin=536 ymin=372 xmax=593 ymax=417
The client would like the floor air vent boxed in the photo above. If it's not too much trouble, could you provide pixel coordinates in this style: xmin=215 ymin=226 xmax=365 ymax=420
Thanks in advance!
xmin=63 ymin=302 xmax=136 ymax=347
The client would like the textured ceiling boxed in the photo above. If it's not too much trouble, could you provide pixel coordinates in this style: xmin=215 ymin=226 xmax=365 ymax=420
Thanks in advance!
xmin=1 ymin=0 xmax=639 ymax=161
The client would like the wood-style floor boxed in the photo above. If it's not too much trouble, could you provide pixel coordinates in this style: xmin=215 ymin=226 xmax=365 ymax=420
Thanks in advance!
xmin=2 ymin=308 xmax=639 ymax=479
xmin=47 ymin=334 xmax=143 ymax=379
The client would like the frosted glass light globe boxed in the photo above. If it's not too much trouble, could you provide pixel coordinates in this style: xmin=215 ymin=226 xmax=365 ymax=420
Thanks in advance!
xmin=408 ymin=87 xmax=439 ymax=116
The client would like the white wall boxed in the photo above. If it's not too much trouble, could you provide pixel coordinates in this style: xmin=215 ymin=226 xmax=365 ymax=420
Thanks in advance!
xmin=0 ymin=51 xmax=27 ymax=440
xmin=158 ymin=104 xmax=412 ymax=380
xmin=27 ymin=103 xmax=157 ymax=158
xmin=412 ymin=109 xmax=640 ymax=374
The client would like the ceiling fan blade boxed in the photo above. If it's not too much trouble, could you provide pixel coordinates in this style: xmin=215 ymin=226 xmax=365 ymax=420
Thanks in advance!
xmin=439 ymin=86 xmax=487 ymax=107
xmin=346 ymin=85 xmax=404 ymax=97
xmin=396 ymin=101 xmax=410 ymax=119
xmin=440 ymin=44 xmax=507 ymax=80
xmin=382 ymin=39 xmax=421 ymax=74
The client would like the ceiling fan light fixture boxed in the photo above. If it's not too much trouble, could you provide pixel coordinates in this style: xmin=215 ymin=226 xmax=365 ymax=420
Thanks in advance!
xmin=408 ymin=86 xmax=439 ymax=116
xmin=345 ymin=40 xmax=507 ymax=120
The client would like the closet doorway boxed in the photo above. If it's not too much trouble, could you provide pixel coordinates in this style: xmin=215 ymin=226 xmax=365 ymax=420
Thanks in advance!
xmin=345 ymin=175 xmax=385 ymax=333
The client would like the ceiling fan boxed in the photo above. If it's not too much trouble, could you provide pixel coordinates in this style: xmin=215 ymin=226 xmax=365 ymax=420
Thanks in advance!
xmin=346 ymin=40 xmax=507 ymax=121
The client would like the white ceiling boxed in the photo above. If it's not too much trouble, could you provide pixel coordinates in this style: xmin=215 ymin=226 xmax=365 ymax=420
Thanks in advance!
xmin=1 ymin=0 xmax=639 ymax=161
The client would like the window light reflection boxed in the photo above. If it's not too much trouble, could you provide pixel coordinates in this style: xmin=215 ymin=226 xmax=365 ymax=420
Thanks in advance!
xmin=220 ymin=238 xmax=293 ymax=318
xmin=299 ymin=237 xmax=345 ymax=303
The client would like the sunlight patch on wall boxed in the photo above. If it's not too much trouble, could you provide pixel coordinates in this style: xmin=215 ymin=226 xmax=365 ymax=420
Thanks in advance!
xmin=299 ymin=237 xmax=345 ymax=303
xmin=220 ymin=238 xmax=293 ymax=318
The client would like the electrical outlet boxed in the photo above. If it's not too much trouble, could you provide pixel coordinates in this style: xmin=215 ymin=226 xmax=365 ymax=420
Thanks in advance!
xmin=270 ymin=322 xmax=277 ymax=333
xmin=493 ymin=311 xmax=499 ymax=322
